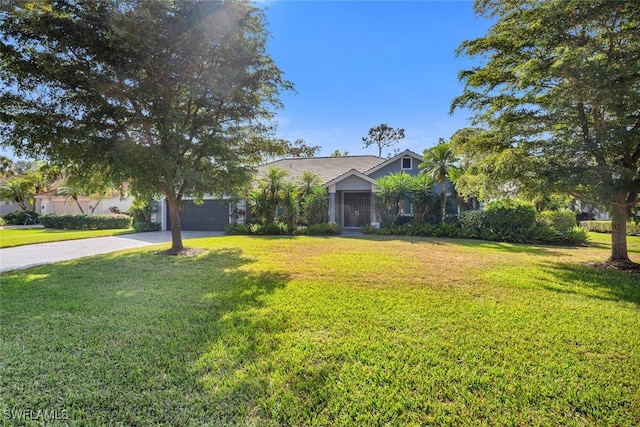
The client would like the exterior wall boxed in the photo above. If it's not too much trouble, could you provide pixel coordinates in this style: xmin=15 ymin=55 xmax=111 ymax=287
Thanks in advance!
xmin=37 ymin=196 xmax=133 ymax=215
xmin=368 ymin=157 xmax=420 ymax=180
xmin=0 ymin=201 xmax=22 ymax=216
xmin=335 ymin=175 xmax=375 ymax=192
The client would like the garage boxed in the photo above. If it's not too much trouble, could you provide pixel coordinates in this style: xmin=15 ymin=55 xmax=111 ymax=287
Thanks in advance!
xmin=167 ymin=199 xmax=230 ymax=231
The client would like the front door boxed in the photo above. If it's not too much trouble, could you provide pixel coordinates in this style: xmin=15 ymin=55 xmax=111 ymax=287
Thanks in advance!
xmin=343 ymin=192 xmax=371 ymax=227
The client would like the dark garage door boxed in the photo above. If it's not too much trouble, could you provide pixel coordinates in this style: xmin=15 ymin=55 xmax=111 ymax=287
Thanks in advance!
xmin=167 ymin=200 xmax=229 ymax=231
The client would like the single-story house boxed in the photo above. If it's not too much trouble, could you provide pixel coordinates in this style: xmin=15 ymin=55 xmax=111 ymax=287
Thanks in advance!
xmin=162 ymin=149 xmax=451 ymax=231
xmin=33 ymin=181 xmax=134 ymax=216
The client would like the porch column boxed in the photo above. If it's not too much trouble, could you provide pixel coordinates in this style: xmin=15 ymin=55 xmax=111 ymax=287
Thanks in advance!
xmin=328 ymin=185 xmax=336 ymax=223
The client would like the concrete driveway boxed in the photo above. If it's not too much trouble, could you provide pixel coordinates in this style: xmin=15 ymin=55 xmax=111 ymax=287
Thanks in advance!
xmin=0 ymin=231 xmax=223 ymax=273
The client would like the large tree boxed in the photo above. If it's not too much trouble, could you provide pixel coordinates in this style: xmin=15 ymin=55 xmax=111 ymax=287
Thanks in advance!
xmin=452 ymin=0 xmax=640 ymax=266
xmin=0 ymin=0 xmax=291 ymax=253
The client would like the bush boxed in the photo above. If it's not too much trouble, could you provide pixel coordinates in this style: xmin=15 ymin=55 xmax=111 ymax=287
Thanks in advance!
xmin=483 ymin=199 xmax=538 ymax=232
xmin=538 ymin=210 xmax=577 ymax=235
xmin=296 ymin=222 xmax=341 ymax=235
xmin=0 ymin=217 xmax=6 ymax=226
xmin=561 ymin=227 xmax=590 ymax=245
xmin=458 ymin=210 xmax=484 ymax=231
xmin=40 ymin=214 xmax=132 ymax=230
xmin=2 ymin=210 xmax=36 ymax=225
xmin=132 ymin=221 xmax=161 ymax=232
xmin=580 ymin=220 xmax=640 ymax=235
xmin=226 ymin=222 xmax=342 ymax=236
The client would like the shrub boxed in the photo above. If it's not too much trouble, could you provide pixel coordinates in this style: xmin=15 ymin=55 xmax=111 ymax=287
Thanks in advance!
xmin=40 ymin=214 xmax=132 ymax=230
xmin=132 ymin=221 xmax=161 ymax=232
xmin=458 ymin=210 xmax=484 ymax=231
xmin=483 ymin=199 xmax=537 ymax=232
xmin=561 ymin=227 xmax=590 ymax=245
xmin=2 ymin=210 xmax=36 ymax=225
xmin=296 ymin=222 xmax=341 ymax=235
xmin=580 ymin=220 xmax=640 ymax=235
xmin=0 ymin=217 xmax=6 ymax=226
xmin=538 ymin=210 xmax=577 ymax=235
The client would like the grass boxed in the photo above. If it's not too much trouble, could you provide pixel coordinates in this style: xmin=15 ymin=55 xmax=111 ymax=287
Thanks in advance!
xmin=0 ymin=227 xmax=135 ymax=248
xmin=1 ymin=233 xmax=639 ymax=426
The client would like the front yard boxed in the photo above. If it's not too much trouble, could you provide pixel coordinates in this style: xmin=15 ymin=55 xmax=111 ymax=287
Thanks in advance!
xmin=1 ymin=234 xmax=638 ymax=425
xmin=0 ymin=227 xmax=135 ymax=248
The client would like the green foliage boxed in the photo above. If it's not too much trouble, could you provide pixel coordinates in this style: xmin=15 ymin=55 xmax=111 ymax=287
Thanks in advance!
xmin=295 ymin=222 xmax=341 ymax=235
xmin=452 ymin=1 xmax=640 ymax=261
xmin=362 ymin=123 xmax=405 ymax=157
xmin=411 ymin=173 xmax=436 ymax=223
xmin=538 ymin=210 xmax=577 ymax=235
xmin=370 ymin=199 xmax=587 ymax=246
xmin=2 ymin=210 xmax=36 ymax=225
xmin=225 ymin=222 xmax=341 ymax=236
xmin=562 ymin=227 xmax=590 ymax=246
xmin=420 ymin=141 xmax=459 ymax=223
xmin=1 ymin=1 xmax=291 ymax=253
xmin=458 ymin=209 xmax=484 ymax=231
xmin=375 ymin=172 xmax=417 ymax=227
xmin=581 ymin=221 xmax=640 ymax=236
xmin=127 ymin=201 xmax=157 ymax=223
xmin=483 ymin=199 xmax=538 ymax=233
xmin=301 ymin=186 xmax=329 ymax=225
xmin=132 ymin=221 xmax=161 ymax=232
xmin=0 ymin=217 xmax=6 ymax=226
xmin=40 ymin=214 xmax=132 ymax=230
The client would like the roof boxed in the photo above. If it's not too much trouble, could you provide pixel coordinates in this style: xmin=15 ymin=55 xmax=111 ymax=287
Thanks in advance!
xmin=323 ymin=169 xmax=378 ymax=189
xmin=364 ymin=149 xmax=423 ymax=175
xmin=257 ymin=155 xmax=385 ymax=184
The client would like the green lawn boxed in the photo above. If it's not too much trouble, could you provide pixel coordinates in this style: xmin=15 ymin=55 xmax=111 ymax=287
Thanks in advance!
xmin=0 ymin=227 xmax=135 ymax=248
xmin=1 ymin=233 xmax=639 ymax=426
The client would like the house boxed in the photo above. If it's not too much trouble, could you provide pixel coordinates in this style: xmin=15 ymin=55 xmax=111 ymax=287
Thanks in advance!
xmin=163 ymin=150 xmax=442 ymax=231
xmin=33 ymin=181 xmax=134 ymax=216
xmin=258 ymin=150 xmax=425 ymax=228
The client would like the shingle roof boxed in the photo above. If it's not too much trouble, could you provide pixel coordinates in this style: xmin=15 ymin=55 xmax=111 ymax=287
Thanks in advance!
xmin=257 ymin=155 xmax=385 ymax=185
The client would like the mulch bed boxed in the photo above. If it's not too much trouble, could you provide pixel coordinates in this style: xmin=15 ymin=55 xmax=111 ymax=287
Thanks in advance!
xmin=586 ymin=260 xmax=640 ymax=273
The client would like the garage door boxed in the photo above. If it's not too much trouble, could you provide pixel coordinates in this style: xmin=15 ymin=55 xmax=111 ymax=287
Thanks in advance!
xmin=167 ymin=200 xmax=229 ymax=231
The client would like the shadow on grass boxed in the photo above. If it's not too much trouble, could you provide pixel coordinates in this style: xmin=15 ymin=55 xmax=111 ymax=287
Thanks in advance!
xmin=538 ymin=262 xmax=640 ymax=306
xmin=0 ymin=247 xmax=295 ymax=425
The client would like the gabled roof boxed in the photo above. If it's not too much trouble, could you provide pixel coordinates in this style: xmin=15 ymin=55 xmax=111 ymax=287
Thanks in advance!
xmin=364 ymin=149 xmax=423 ymax=175
xmin=323 ymin=169 xmax=378 ymax=189
xmin=257 ymin=155 xmax=384 ymax=185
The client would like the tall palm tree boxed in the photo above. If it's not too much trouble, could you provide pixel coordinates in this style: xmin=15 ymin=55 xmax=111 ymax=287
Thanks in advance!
xmin=420 ymin=141 xmax=459 ymax=223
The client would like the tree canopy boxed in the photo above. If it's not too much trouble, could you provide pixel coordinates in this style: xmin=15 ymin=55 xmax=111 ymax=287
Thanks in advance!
xmin=451 ymin=0 xmax=640 ymax=265
xmin=362 ymin=124 xmax=405 ymax=157
xmin=1 ymin=0 xmax=292 ymax=253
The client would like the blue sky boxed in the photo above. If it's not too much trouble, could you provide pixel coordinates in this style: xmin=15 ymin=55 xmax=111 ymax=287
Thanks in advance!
xmin=2 ymin=1 xmax=491 ymax=161
xmin=262 ymin=0 xmax=492 ymax=157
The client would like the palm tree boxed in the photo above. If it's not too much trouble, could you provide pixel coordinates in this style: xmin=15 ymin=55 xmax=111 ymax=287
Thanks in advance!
xmin=420 ymin=141 xmax=459 ymax=223
xmin=412 ymin=173 xmax=436 ymax=223
xmin=375 ymin=172 xmax=414 ymax=226
xmin=56 ymin=185 xmax=85 ymax=214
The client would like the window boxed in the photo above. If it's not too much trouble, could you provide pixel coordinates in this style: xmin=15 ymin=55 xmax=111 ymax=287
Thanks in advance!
xmin=401 ymin=157 xmax=412 ymax=170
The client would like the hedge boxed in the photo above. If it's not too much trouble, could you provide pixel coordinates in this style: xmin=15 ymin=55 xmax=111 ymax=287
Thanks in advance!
xmin=580 ymin=220 xmax=640 ymax=235
xmin=40 ymin=214 xmax=132 ymax=230
xmin=225 ymin=222 xmax=341 ymax=236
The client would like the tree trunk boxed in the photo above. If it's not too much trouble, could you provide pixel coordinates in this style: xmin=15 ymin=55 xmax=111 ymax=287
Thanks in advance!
xmin=440 ymin=189 xmax=447 ymax=224
xmin=165 ymin=194 xmax=184 ymax=254
xmin=608 ymin=199 xmax=630 ymax=263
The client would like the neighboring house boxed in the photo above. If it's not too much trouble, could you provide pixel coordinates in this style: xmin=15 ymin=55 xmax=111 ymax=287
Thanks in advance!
xmin=162 ymin=150 xmax=449 ymax=231
xmin=33 ymin=181 xmax=133 ymax=216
